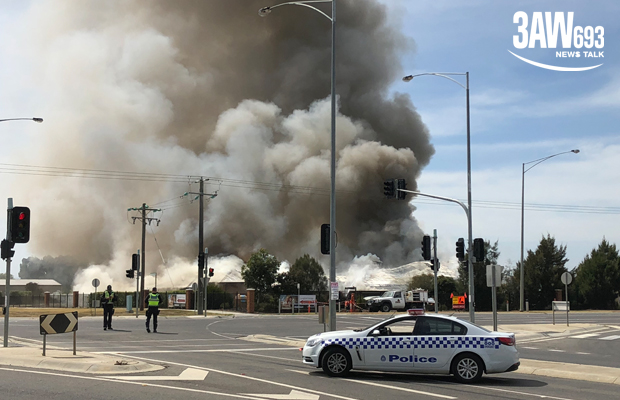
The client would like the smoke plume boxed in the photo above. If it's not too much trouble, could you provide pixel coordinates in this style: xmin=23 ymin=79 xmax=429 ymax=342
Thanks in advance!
xmin=9 ymin=0 xmax=434 ymax=291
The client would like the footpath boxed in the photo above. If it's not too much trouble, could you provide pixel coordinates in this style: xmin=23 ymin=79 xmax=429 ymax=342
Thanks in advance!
xmin=0 ymin=313 xmax=619 ymax=385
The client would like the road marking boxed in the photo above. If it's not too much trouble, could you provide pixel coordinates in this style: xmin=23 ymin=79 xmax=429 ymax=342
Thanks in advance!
xmin=102 ymin=367 xmax=208 ymax=381
xmin=599 ymin=335 xmax=620 ymax=340
xmin=571 ymin=333 xmax=601 ymax=339
xmin=287 ymin=369 xmax=456 ymax=399
xmin=520 ymin=347 xmax=538 ymax=350
xmin=548 ymin=349 xmax=565 ymax=352
xmin=119 ymin=355 xmax=359 ymax=400
xmin=576 ymin=352 xmax=590 ymax=355
xmin=96 ymin=347 xmax=299 ymax=354
xmin=466 ymin=383 xmax=576 ymax=400
xmin=0 ymin=366 xmax=268 ymax=399
xmin=242 ymin=390 xmax=319 ymax=400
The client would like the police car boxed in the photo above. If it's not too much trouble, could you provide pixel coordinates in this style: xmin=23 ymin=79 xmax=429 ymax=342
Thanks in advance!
xmin=301 ymin=310 xmax=519 ymax=383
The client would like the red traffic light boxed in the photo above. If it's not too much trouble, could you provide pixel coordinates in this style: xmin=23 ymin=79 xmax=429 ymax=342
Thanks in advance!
xmin=208 ymin=268 xmax=214 ymax=277
xmin=18 ymin=212 xmax=26 ymax=220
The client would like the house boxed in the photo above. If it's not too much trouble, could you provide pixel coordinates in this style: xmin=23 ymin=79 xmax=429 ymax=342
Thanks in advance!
xmin=0 ymin=279 xmax=63 ymax=294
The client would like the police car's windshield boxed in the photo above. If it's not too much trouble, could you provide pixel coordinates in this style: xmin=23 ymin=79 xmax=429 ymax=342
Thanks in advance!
xmin=354 ymin=314 xmax=399 ymax=332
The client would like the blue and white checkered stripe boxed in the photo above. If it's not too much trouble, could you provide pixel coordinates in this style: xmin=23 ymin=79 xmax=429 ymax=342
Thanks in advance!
xmin=323 ymin=336 xmax=499 ymax=350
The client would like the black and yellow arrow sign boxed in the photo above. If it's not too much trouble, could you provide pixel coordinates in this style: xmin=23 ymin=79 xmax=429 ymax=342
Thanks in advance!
xmin=39 ymin=312 xmax=78 ymax=335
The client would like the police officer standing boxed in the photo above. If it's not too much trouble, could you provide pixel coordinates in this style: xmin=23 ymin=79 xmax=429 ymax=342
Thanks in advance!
xmin=145 ymin=287 xmax=163 ymax=333
xmin=102 ymin=285 xmax=116 ymax=331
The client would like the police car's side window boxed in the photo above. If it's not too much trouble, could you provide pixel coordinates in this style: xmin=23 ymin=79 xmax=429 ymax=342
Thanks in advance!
xmin=372 ymin=317 xmax=417 ymax=336
xmin=416 ymin=318 xmax=468 ymax=335
xmin=452 ymin=322 xmax=467 ymax=335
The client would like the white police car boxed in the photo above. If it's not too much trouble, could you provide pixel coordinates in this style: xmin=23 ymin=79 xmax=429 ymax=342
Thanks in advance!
xmin=302 ymin=311 xmax=519 ymax=383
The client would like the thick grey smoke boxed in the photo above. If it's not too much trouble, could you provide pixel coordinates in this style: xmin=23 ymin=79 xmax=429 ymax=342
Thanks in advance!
xmin=11 ymin=0 xmax=434 ymax=291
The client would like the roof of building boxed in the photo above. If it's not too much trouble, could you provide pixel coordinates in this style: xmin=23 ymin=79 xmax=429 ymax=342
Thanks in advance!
xmin=4 ymin=279 xmax=62 ymax=286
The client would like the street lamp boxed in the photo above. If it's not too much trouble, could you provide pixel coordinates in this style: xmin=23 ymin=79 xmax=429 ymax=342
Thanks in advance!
xmin=259 ymin=0 xmax=337 ymax=330
xmin=402 ymin=72 xmax=475 ymax=322
xmin=519 ymin=149 xmax=580 ymax=312
xmin=0 ymin=117 xmax=43 ymax=123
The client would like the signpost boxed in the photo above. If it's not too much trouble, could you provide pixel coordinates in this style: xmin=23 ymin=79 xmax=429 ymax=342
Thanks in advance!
xmin=92 ymin=278 xmax=100 ymax=316
xmin=486 ymin=265 xmax=503 ymax=331
xmin=39 ymin=311 xmax=78 ymax=356
xmin=560 ymin=271 xmax=573 ymax=326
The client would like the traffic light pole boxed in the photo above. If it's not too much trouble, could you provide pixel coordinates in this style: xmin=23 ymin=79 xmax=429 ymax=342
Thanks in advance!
xmin=3 ymin=198 xmax=13 ymax=347
xmin=136 ymin=250 xmax=140 ymax=318
xmin=401 ymin=189 xmax=475 ymax=322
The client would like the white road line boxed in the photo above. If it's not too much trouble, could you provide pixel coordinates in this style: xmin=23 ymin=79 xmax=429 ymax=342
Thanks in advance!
xmin=571 ymin=333 xmax=601 ymax=339
xmin=599 ymin=335 xmax=620 ymax=340
xmin=467 ymin=383 xmax=576 ymax=400
xmin=119 ymin=354 xmax=359 ymax=400
xmin=287 ymin=369 xmax=456 ymax=400
xmin=520 ymin=347 xmax=538 ymax=350
xmin=96 ymin=347 xmax=299 ymax=354
xmin=548 ymin=349 xmax=565 ymax=352
xmin=576 ymin=352 xmax=590 ymax=355
xmin=0 ymin=366 xmax=265 ymax=399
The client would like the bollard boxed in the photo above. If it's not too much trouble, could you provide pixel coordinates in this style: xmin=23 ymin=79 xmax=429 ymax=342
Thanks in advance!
xmin=126 ymin=295 xmax=133 ymax=312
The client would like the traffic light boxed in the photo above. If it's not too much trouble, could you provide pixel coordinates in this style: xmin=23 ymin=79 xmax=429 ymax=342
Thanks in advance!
xmin=1 ymin=240 xmax=15 ymax=260
xmin=10 ymin=206 xmax=30 ymax=243
xmin=198 ymin=253 xmax=205 ymax=270
xmin=125 ymin=269 xmax=135 ymax=279
xmin=421 ymin=235 xmax=431 ymax=260
xmin=429 ymin=258 xmax=440 ymax=271
xmin=320 ymin=223 xmax=330 ymax=255
xmin=383 ymin=179 xmax=395 ymax=199
xmin=396 ymin=179 xmax=407 ymax=200
xmin=455 ymin=238 xmax=465 ymax=261
xmin=473 ymin=238 xmax=485 ymax=262
xmin=208 ymin=268 xmax=214 ymax=277
xmin=131 ymin=253 xmax=139 ymax=271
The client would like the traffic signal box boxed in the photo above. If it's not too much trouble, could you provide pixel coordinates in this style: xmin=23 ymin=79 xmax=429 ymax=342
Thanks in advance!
xmin=456 ymin=238 xmax=465 ymax=261
xmin=473 ymin=238 xmax=485 ymax=262
xmin=396 ymin=179 xmax=407 ymax=200
xmin=208 ymin=268 xmax=214 ymax=277
xmin=421 ymin=235 xmax=431 ymax=260
xmin=127 ymin=253 xmax=139 ymax=279
xmin=1 ymin=240 xmax=15 ymax=260
xmin=383 ymin=179 xmax=395 ymax=199
xmin=320 ymin=223 xmax=330 ymax=255
xmin=10 ymin=206 xmax=30 ymax=243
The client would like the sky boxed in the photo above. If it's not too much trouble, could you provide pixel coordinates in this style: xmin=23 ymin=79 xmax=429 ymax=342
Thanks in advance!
xmin=0 ymin=0 xmax=619 ymax=291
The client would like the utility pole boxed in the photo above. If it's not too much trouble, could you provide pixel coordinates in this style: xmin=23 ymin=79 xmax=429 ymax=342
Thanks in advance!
xmin=129 ymin=204 xmax=161 ymax=311
xmin=433 ymin=229 xmax=439 ymax=314
xmin=188 ymin=178 xmax=217 ymax=315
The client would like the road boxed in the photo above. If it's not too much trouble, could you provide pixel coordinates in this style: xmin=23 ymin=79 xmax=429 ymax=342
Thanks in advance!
xmin=0 ymin=311 xmax=618 ymax=400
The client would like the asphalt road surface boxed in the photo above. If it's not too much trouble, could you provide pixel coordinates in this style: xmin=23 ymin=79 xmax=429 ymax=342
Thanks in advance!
xmin=1 ymin=311 xmax=619 ymax=400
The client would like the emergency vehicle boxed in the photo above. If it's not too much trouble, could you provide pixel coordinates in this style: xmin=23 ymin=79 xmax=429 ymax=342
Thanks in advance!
xmin=301 ymin=310 xmax=519 ymax=383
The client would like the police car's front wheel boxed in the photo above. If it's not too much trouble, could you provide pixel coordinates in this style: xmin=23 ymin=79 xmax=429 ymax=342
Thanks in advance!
xmin=321 ymin=347 xmax=351 ymax=377
xmin=452 ymin=353 xmax=484 ymax=383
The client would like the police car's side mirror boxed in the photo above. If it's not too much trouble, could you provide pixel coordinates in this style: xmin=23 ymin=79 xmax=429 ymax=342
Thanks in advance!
xmin=371 ymin=329 xmax=380 ymax=336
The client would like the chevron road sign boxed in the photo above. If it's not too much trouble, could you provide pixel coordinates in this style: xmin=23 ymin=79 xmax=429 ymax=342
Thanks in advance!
xmin=40 ymin=312 xmax=78 ymax=335
xmin=39 ymin=312 xmax=79 ymax=356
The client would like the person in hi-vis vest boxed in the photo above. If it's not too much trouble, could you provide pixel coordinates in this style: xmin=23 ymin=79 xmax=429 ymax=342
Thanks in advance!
xmin=145 ymin=287 xmax=164 ymax=333
xmin=102 ymin=285 xmax=116 ymax=331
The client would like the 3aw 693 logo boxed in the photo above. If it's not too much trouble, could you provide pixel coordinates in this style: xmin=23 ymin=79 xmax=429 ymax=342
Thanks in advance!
xmin=510 ymin=11 xmax=605 ymax=71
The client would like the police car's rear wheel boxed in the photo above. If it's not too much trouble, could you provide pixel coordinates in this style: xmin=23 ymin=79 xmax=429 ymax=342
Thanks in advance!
xmin=322 ymin=347 xmax=351 ymax=377
xmin=452 ymin=353 xmax=484 ymax=383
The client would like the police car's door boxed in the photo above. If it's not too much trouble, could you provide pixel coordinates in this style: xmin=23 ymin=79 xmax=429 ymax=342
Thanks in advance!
xmin=412 ymin=316 xmax=463 ymax=371
xmin=363 ymin=317 xmax=417 ymax=371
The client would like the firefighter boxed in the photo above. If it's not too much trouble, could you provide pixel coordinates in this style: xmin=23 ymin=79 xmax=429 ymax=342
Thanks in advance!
xmin=145 ymin=287 xmax=163 ymax=333
xmin=102 ymin=285 xmax=116 ymax=331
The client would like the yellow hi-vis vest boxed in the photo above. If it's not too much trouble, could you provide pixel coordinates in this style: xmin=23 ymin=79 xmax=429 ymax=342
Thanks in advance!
xmin=148 ymin=293 xmax=160 ymax=307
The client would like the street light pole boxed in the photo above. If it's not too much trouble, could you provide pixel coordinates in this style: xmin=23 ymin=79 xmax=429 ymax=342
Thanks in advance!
xmin=259 ymin=0 xmax=337 ymax=331
xmin=519 ymin=149 xmax=580 ymax=312
xmin=403 ymin=72 xmax=475 ymax=322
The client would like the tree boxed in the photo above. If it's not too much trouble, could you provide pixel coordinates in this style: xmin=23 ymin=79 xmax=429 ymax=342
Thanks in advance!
xmin=25 ymin=282 xmax=43 ymax=296
xmin=279 ymin=254 xmax=327 ymax=295
xmin=241 ymin=249 xmax=279 ymax=302
xmin=407 ymin=273 xmax=457 ymax=311
xmin=573 ymin=239 xmax=620 ymax=309
xmin=0 ymin=273 xmax=14 ymax=279
xmin=457 ymin=239 xmax=500 ymax=311
xmin=521 ymin=234 xmax=568 ymax=310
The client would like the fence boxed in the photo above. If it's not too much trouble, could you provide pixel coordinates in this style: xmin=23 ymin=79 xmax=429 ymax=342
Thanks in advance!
xmin=0 ymin=291 xmax=239 ymax=311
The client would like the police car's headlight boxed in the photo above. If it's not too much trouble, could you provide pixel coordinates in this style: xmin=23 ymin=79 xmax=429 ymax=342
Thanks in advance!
xmin=305 ymin=338 xmax=320 ymax=347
